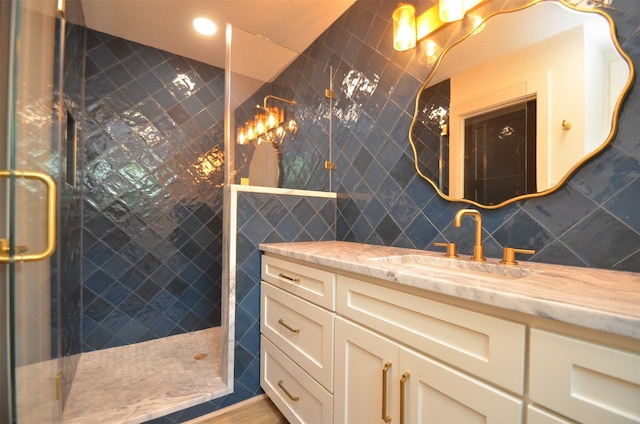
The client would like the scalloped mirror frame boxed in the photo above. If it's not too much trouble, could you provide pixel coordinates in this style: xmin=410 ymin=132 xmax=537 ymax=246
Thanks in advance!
xmin=408 ymin=0 xmax=635 ymax=209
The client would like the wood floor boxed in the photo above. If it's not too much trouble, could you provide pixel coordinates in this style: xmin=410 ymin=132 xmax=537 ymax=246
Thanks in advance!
xmin=187 ymin=395 xmax=288 ymax=424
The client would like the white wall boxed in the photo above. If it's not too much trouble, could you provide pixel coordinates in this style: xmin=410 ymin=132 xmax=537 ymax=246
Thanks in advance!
xmin=449 ymin=26 xmax=589 ymax=194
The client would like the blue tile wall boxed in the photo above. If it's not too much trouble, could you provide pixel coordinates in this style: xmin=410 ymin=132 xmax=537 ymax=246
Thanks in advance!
xmin=69 ymin=0 xmax=640 ymax=423
xmin=52 ymin=21 xmax=85 ymax=407
xmin=163 ymin=0 xmax=638 ymax=420
xmin=82 ymin=29 xmax=225 ymax=351
xmin=268 ymin=0 xmax=640 ymax=272
xmin=82 ymin=0 xmax=638 ymax=420
xmin=147 ymin=191 xmax=335 ymax=423
xmin=234 ymin=80 xmax=332 ymax=191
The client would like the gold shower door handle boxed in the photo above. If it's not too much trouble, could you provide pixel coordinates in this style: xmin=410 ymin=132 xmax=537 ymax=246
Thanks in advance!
xmin=0 ymin=170 xmax=57 ymax=263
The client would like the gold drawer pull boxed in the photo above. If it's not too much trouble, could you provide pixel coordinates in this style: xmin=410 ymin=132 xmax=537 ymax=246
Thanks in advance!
xmin=278 ymin=272 xmax=300 ymax=283
xmin=278 ymin=379 xmax=299 ymax=402
xmin=382 ymin=362 xmax=392 ymax=423
xmin=278 ymin=318 xmax=300 ymax=333
xmin=400 ymin=372 xmax=410 ymax=424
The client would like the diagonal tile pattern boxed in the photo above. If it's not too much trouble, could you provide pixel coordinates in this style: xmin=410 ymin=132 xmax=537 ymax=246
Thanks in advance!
xmin=82 ymin=29 xmax=226 ymax=351
xmin=50 ymin=0 xmax=640 ymax=421
xmin=245 ymin=0 xmax=640 ymax=272
xmin=149 ymin=190 xmax=336 ymax=423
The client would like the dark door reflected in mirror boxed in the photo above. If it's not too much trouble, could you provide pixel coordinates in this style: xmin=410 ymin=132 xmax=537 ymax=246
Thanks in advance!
xmin=464 ymin=99 xmax=536 ymax=205
xmin=409 ymin=0 xmax=633 ymax=209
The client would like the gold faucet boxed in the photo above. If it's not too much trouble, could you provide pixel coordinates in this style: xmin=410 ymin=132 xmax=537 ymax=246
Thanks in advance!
xmin=454 ymin=209 xmax=485 ymax=262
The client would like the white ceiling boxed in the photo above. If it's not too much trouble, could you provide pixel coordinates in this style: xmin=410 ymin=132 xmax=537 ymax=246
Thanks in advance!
xmin=80 ymin=0 xmax=356 ymax=83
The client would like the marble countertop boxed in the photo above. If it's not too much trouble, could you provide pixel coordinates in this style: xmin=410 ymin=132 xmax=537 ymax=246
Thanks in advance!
xmin=259 ymin=241 xmax=640 ymax=340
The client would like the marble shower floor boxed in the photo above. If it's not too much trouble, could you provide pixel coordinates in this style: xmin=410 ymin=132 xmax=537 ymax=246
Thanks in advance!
xmin=63 ymin=327 xmax=226 ymax=424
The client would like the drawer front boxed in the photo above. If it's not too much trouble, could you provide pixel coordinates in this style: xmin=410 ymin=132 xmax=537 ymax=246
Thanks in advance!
xmin=261 ymin=336 xmax=333 ymax=424
xmin=261 ymin=281 xmax=334 ymax=391
xmin=262 ymin=255 xmax=336 ymax=310
xmin=336 ymin=275 xmax=526 ymax=394
xmin=529 ymin=329 xmax=640 ymax=423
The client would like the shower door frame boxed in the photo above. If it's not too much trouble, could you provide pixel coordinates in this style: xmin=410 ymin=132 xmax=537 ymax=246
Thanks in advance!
xmin=1 ymin=0 xmax=64 ymax=422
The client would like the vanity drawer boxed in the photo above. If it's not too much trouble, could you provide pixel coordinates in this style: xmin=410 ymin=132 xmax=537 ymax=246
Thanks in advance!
xmin=529 ymin=329 xmax=640 ymax=423
xmin=336 ymin=275 xmax=526 ymax=394
xmin=261 ymin=281 xmax=334 ymax=390
xmin=262 ymin=255 xmax=336 ymax=310
xmin=261 ymin=336 xmax=333 ymax=424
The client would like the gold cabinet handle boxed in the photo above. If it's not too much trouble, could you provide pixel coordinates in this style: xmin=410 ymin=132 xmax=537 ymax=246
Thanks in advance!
xmin=278 ymin=272 xmax=300 ymax=283
xmin=382 ymin=362 xmax=392 ymax=423
xmin=0 ymin=170 xmax=56 ymax=263
xmin=400 ymin=372 xmax=410 ymax=424
xmin=277 ymin=379 xmax=299 ymax=402
xmin=278 ymin=318 xmax=300 ymax=333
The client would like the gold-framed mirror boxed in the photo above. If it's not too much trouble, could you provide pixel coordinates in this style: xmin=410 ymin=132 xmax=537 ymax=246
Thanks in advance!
xmin=409 ymin=0 xmax=634 ymax=208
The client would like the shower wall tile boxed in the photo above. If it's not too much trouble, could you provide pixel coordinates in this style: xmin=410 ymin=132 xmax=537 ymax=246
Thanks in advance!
xmin=53 ymin=21 xmax=85 ymax=408
xmin=231 ymin=191 xmax=335 ymax=400
xmin=82 ymin=29 xmax=226 ymax=352
xmin=147 ymin=190 xmax=336 ymax=423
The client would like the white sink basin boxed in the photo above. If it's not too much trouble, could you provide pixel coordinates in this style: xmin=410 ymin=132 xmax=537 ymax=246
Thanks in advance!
xmin=368 ymin=254 xmax=538 ymax=280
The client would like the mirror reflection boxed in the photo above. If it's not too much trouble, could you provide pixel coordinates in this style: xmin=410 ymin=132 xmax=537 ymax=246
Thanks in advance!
xmin=410 ymin=1 xmax=632 ymax=208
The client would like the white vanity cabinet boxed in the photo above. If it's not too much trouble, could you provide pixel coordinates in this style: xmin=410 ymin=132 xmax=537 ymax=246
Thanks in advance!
xmin=260 ymin=255 xmax=336 ymax=424
xmin=333 ymin=275 xmax=525 ymax=424
xmin=260 ymin=250 xmax=640 ymax=424
xmin=334 ymin=317 xmax=523 ymax=424
xmin=335 ymin=274 xmax=526 ymax=394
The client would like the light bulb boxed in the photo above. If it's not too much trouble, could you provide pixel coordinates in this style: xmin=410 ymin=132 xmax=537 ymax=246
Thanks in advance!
xmin=237 ymin=127 xmax=247 ymax=144
xmin=193 ymin=18 xmax=217 ymax=36
xmin=393 ymin=4 xmax=417 ymax=51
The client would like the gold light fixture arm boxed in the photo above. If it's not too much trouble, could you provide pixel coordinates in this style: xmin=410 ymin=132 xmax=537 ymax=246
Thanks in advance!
xmin=0 ymin=170 xmax=57 ymax=263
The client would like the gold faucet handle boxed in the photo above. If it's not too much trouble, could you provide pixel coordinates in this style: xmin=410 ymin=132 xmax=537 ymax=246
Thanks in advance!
xmin=501 ymin=247 xmax=535 ymax=265
xmin=434 ymin=242 xmax=458 ymax=258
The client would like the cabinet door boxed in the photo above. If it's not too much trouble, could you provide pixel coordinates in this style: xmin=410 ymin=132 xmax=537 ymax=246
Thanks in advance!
xmin=527 ymin=405 xmax=573 ymax=424
xmin=337 ymin=275 xmax=525 ymax=394
xmin=334 ymin=317 xmax=400 ymax=424
xmin=401 ymin=348 xmax=523 ymax=424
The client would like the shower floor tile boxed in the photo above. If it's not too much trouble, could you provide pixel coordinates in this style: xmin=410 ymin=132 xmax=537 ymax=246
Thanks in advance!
xmin=63 ymin=327 xmax=226 ymax=424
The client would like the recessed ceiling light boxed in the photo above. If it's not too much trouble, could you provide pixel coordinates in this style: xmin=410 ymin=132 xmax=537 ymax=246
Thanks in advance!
xmin=193 ymin=17 xmax=217 ymax=36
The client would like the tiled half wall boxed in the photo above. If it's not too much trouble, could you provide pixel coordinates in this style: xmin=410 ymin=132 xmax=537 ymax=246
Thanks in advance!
xmin=146 ymin=186 xmax=336 ymax=423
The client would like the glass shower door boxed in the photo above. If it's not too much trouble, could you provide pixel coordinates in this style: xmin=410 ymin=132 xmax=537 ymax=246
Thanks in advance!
xmin=1 ymin=0 xmax=61 ymax=422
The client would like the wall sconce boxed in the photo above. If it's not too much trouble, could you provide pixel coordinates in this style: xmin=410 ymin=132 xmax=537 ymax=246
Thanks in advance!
xmin=393 ymin=0 xmax=486 ymax=51
xmin=237 ymin=95 xmax=297 ymax=145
